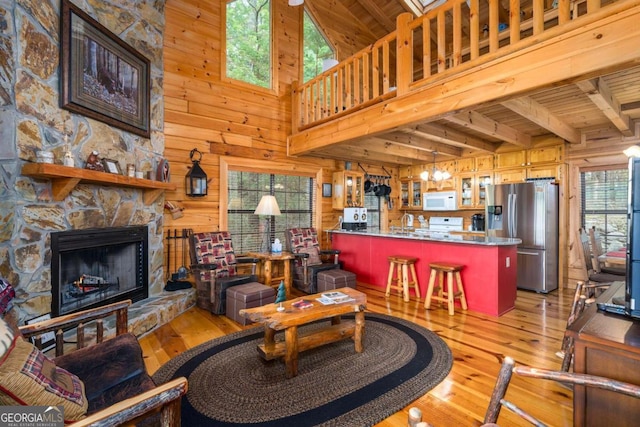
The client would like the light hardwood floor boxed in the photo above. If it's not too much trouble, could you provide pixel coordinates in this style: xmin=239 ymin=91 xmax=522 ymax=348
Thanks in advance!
xmin=139 ymin=283 xmax=574 ymax=426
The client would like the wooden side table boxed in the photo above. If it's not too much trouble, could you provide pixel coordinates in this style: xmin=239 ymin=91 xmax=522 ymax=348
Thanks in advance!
xmin=567 ymin=281 xmax=640 ymax=426
xmin=245 ymin=251 xmax=295 ymax=298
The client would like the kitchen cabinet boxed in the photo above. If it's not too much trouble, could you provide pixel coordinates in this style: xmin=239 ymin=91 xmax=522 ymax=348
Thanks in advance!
xmin=494 ymin=164 xmax=563 ymax=183
xmin=456 ymin=158 xmax=476 ymax=173
xmin=495 ymin=150 xmax=527 ymax=169
xmin=527 ymin=146 xmax=563 ymax=166
xmin=495 ymin=146 xmax=563 ymax=169
xmin=332 ymin=171 xmax=364 ymax=209
xmin=399 ymin=164 xmax=424 ymax=179
xmin=400 ymin=178 xmax=424 ymax=209
xmin=457 ymin=155 xmax=494 ymax=173
xmin=458 ymin=172 xmax=493 ymax=209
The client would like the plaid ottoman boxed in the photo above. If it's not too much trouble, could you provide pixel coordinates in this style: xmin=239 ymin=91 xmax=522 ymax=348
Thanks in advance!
xmin=316 ymin=269 xmax=357 ymax=292
xmin=226 ymin=282 xmax=276 ymax=325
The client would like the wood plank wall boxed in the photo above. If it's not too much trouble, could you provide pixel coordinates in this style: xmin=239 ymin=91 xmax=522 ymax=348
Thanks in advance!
xmin=162 ymin=0 xmax=383 ymax=266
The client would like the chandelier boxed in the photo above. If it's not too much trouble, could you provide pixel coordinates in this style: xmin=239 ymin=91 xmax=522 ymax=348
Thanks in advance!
xmin=420 ymin=152 xmax=451 ymax=182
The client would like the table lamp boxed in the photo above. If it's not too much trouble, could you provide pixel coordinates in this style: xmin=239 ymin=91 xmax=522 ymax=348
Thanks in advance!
xmin=254 ymin=195 xmax=281 ymax=252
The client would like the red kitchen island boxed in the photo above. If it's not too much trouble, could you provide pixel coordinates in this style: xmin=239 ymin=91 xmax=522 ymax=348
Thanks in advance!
xmin=331 ymin=231 xmax=521 ymax=316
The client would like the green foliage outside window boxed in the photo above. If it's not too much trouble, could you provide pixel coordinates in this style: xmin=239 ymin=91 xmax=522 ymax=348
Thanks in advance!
xmin=303 ymin=10 xmax=334 ymax=82
xmin=226 ymin=0 xmax=271 ymax=88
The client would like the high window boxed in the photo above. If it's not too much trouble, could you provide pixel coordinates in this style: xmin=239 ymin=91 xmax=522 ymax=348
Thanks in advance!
xmin=303 ymin=10 xmax=335 ymax=82
xmin=581 ymin=168 xmax=628 ymax=252
xmin=228 ymin=171 xmax=315 ymax=253
xmin=226 ymin=0 xmax=272 ymax=89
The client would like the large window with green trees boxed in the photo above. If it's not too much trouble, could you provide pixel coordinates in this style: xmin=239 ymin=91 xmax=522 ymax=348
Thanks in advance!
xmin=303 ymin=10 xmax=334 ymax=82
xmin=226 ymin=0 xmax=272 ymax=88
xmin=228 ymin=171 xmax=315 ymax=253
xmin=581 ymin=168 xmax=628 ymax=252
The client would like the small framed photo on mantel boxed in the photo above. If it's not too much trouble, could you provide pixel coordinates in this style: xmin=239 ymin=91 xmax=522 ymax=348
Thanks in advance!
xmin=102 ymin=158 xmax=122 ymax=174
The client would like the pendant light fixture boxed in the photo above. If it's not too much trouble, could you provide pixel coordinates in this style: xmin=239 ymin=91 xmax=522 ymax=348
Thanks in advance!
xmin=289 ymin=0 xmax=303 ymax=5
xmin=420 ymin=151 xmax=451 ymax=182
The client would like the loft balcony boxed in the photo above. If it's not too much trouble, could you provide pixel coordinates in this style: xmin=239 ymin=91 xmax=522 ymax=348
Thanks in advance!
xmin=289 ymin=0 xmax=640 ymax=165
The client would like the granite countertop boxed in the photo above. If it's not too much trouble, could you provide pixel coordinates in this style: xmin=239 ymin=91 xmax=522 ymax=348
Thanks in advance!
xmin=330 ymin=229 xmax=521 ymax=246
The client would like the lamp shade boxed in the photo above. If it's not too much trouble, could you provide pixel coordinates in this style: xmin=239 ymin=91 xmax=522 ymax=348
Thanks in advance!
xmin=322 ymin=58 xmax=339 ymax=72
xmin=624 ymin=145 xmax=640 ymax=157
xmin=185 ymin=148 xmax=207 ymax=197
xmin=288 ymin=0 xmax=304 ymax=5
xmin=254 ymin=195 xmax=281 ymax=216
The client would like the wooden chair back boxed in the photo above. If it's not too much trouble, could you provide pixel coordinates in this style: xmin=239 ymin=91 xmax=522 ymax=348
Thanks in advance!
xmin=588 ymin=226 xmax=605 ymax=273
xmin=484 ymin=357 xmax=640 ymax=426
xmin=577 ymin=228 xmax=595 ymax=276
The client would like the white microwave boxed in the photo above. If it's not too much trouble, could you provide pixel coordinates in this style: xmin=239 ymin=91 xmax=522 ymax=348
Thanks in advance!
xmin=423 ymin=191 xmax=458 ymax=211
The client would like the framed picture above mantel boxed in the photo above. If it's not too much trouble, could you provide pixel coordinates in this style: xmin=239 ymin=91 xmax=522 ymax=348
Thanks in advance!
xmin=60 ymin=0 xmax=151 ymax=138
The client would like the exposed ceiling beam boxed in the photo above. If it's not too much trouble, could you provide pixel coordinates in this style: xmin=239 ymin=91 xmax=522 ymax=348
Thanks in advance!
xmin=356 ymin=0 xmax=396 ymax=33
xmin=622 ymin=101 xmax=640 ymax=115
xmin=364 ymin=138 xmax=440 ymax=161
xmin=384 ymin=131 xmax=463 ymax=157
xmin=576 ymin=78 xmax=634 ymax=137
xmin=412 ymin=123 xmax=499 ymax=153
xmin=501 ymin=97 xmax=581 ymax=144
xmin=313 ymin=143 xmax=420 ymax=165
xmin=444 ymin=110 xmax=532 ymax=148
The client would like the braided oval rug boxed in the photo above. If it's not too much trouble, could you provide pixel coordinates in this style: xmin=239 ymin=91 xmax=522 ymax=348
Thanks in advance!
xmin=152 ymin=313 xmax=452 ymax=427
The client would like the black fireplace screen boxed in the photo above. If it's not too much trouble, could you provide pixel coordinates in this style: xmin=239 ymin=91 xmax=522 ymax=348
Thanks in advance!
xmin=51 ymin=226 xmax=148 ymax=317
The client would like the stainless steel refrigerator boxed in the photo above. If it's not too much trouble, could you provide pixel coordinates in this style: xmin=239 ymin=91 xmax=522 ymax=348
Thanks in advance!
xmin=485 ymin=180 xmax=559 ymax=293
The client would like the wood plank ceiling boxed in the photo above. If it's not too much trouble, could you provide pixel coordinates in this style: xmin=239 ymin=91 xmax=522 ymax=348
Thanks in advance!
xmin=299 ymin=0 xmax=640 ymax=165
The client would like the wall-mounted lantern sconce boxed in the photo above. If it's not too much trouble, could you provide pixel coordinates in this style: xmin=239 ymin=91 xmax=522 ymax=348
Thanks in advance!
xmin=185 ymin=148 xmax=207 ymax=197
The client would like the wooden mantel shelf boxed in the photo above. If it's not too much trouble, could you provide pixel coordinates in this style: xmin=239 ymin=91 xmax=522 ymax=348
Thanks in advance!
xmin=21 ymin=163 xmax=177 ymax=205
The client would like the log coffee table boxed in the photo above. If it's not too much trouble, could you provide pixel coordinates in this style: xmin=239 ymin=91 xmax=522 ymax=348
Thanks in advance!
xmin=239 ymin=287 xmax=366 ymax=378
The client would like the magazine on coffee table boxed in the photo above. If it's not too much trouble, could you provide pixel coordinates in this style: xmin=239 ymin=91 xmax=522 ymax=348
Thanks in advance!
xmin=316 ymin=291 xmax=355 ymax=305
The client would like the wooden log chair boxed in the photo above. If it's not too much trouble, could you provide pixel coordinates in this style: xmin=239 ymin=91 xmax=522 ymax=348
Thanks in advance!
xmin=189 ymin=231 xmax=261 ymax=314
xmin=0 ymin=281 xmax=187 ymax=426
xmin=285 ymin=227 xmax=341 ymax=294
xmin=483 ymin=357 xmax=640 ymax=426
xmin=556 ymin=281 xmax=589 ymax=372
xmin=576 ymin=228 xmax=620 ymax=300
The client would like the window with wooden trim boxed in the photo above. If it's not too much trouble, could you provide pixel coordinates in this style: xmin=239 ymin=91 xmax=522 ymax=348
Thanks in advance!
xmin=225 ymin=0 xmax=272 ymax=89
xmin=581 ymin=168 xmax=628 ymax=252
xmin=228 ymin=171 xmax=315 ymax=253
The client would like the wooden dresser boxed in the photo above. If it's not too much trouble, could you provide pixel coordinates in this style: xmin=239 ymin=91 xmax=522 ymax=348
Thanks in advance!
xmin=567 ymin=282 xmax=640 ymax=426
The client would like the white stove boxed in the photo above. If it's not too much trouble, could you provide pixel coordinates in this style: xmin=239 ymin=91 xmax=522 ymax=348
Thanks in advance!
xmin=428 ymin=217 xmax=464 ymax=232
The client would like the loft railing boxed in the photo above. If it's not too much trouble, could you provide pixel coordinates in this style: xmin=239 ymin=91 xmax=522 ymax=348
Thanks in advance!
xmin=292 ymin=0 xmax=618 ymax=131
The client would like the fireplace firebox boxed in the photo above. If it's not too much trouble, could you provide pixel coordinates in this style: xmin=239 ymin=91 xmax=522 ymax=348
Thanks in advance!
xmin=51 ymin=226 xmax=149 ymax=317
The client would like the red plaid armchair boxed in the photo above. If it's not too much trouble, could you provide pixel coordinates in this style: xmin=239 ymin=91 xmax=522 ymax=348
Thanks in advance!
xmin=189 ymin=231 xmax=260 ymax=314
xmin=285 ymin=227 xmax=341 ymax=294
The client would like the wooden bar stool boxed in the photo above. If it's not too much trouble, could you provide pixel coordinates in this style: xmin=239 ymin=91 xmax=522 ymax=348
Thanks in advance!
xmin=425 ymin=262 xmax=467 ymax=315
xmin=385 ymin=256 xmax=421 ymax=302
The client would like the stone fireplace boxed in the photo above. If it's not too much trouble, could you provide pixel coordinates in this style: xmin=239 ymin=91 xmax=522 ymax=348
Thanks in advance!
xmin=51 ymin=226 xmax=149 ymax=317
